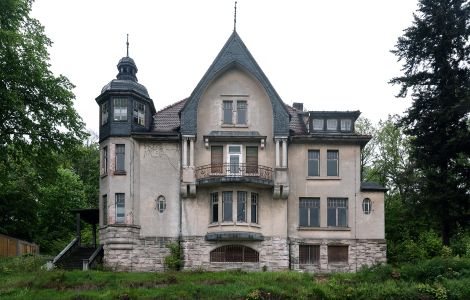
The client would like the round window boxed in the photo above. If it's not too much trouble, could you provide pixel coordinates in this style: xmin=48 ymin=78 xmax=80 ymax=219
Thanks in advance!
xmin=157 ymin=196 xmax=166 ymax=213
xmin=362 ymin=198 xmax=372 ymax=214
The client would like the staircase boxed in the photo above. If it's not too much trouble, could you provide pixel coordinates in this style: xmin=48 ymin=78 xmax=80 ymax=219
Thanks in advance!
xmin=56 ymin=247 xmax=97 ymax=270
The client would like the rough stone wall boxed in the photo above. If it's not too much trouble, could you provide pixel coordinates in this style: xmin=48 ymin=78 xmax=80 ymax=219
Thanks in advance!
xmin=181 ymin=236 xmax=289 ymax=271
xmin=100 ymin=225 xmax=178 ymax=272
xmin=290 ymin=238 xmax=386 ymax=273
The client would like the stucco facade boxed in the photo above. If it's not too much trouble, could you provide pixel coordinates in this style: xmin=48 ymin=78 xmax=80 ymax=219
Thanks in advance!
xmin=96 ymin=30 xmax=386 ymax=272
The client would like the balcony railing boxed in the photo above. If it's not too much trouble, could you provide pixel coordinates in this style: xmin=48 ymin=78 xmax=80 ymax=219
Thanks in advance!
xmin=195 ymin=163 xmax=273 ymax=182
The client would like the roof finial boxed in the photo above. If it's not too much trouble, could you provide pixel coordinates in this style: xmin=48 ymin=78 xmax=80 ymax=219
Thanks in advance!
xmin=126 ymin=34 xmax=129 ymax=57
xmin=234 ymin=1 xmax=237 ymax=31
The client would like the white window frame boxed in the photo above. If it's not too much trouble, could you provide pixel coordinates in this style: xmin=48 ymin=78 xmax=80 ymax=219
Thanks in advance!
xmin=340 ymin=119 xmax=351 ymax=131
xmin=362 ymin=198 xmax=372 ymax=214
xmin=327 ymin=119 xmax=338 ymax=131
xmin=227 ymin=144 xmax=242 ymax=176
xmin=113 ymin=98 xmax=127 ymax=121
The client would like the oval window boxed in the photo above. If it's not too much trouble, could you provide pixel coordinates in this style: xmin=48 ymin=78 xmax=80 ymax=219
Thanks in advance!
xmin=157 ymin=196 xmax=166 ymax=213
xmin=362 ymin=198 xmax=372 ymax=214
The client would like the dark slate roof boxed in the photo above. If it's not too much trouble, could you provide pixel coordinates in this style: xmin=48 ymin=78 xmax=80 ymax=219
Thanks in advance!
xmin=101 ymin=80 xmax=150 ymax=98
xmin=361 ymin=181 xmax=388 ymax=191
xmin=180 ymin=31 xmax=290 ymax=136
xmin=206 ymin=131 xmax=262 ymax=137
xmin=153 ymin=98 xmax=188 ymax=131
xmin=309 ymin=110 xmax=361 ymax=121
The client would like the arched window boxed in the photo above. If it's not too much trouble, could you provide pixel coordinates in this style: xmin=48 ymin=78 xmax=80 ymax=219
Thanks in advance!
xmin=157 ymin=196 xmax=166 ymax=213
xmin=362 ymin=198 xmax=372 ymax=214
xmin=210 ymin=245 xmax=259 ymax=262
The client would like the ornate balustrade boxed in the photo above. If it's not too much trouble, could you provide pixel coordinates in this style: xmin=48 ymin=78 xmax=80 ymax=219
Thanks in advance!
xmin=195 ymin=163 xmax=273 ymax=185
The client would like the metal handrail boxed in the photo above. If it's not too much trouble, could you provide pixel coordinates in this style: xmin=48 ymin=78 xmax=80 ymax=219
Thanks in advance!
xmin=195 ymin=163 xmax=273 ymax=180
xmin=83 ymin=244 xmax=104 ymax=270
xmin=52 ymin=237 xmax=79 ymax=265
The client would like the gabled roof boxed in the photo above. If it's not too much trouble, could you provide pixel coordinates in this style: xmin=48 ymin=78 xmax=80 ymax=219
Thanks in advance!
xmin=179 ymin=31 xmax=290 ymax=136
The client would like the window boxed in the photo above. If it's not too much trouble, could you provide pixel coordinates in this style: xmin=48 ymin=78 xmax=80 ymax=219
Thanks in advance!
xmin=157 ymin=196 xmax=166 ymax=213
xmin=251 ymin=193 xmax=258 ymax=224
xmin=102 ymin=146 xmax=108 ymax=175
xmin=223 ymin=101 xmax=233 ymax=124
xmin=327 ymin=150 xmax=339 ymax=176
xmin=115 ymin=193 xmax=125 ymax=223
xmin=299 ymin=245 xmax=320 ymax=264
xmin=340 ymin=119 xmax=351 ymax=131
xmin=102 ymin=194 xmax=108 ymax=225
xmin=228 ymin=145 xmax=242 ymax=175
xmin=210 ymin=245 xmax=259 ymax=262
xmin=133 ymin=101 xmax=145 ymax=126
xmin=328 ymin=245 xmax=348 ymax=263
xmin=222 ymin=191 xmax=233 ymax=222
xmin=211 ymin=146 xmax=223 ymax=173
xmin=211 ymin=193 xmax=218 ymax=223
xmin=246 ymin=146 xmax=258 ymax=173
xmin=115 ymin=144 xmax=125 ymax=173
xmin=237 ymin=101 xmax=247 ymax=124
xmin=362 ymin=198 xmax=372 ymax=214
xmin=312 ymin=119 xmax=324 ymax=131
xmin=113 ymin=98 xmax=127 ymax=121
xmin=299 ymin=198 xmax=320 ymax=227
xmin=101 ymin=102 xmax=109 ymax=125
xmin=308 ymin=150 xmax=320 ymax=176
xmin=327 ymin=119 xmax=338 ymax=131
xmin=237 ymin=191 xmax=247 ymax=222
xmin=327 ymin=198 xmax=348 ymax=227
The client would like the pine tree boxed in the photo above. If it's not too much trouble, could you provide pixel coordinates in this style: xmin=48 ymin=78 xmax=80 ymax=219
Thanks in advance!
xmin=390 ymin=0 xmax=470 ymax=243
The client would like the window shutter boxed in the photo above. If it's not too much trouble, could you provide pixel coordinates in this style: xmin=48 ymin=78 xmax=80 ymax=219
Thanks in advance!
xmin=246 ymin=146 xmax=258 ymax=173
xmin=211 ymin=146 xmax=223 ymax=173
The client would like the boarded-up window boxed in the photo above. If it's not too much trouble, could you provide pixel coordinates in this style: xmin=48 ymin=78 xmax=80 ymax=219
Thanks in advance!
xmin=223 ymin=101 xmax=233 ymax=124
xmin=237 ymin=191 xmax=247 ymax=222
xmin=246 ymin=146 xmax=258 ymax=173
xmin=115 ymin=144 xmax=125 ymax=172
xmin=327 ymin=150 xmax=339 ymax=176
xmin=210 ymin=245 xmax=259 ymax=262
xmin=115 ymin=193 xmax=125 ymax=224
xmin=327 ymin=198 xmax=348 ymax=227
xmin=328 ymin=245 xmax=348 ymax=263
xmin=308 ymin=150 xmax=320 ymax=176
xmin=299 ymin=198 xmax=320 ymax=227
xmin=299 ymin=245 xmax=320 ymax=264
xmin=211 ymin=146 xmax=223 ymax=173
xmin=223 ymin=191 xmax=233 ymax=222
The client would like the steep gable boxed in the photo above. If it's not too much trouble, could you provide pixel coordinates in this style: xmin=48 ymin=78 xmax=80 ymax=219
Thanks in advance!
xmin=180 ymin=31 xmax=290 ymax=136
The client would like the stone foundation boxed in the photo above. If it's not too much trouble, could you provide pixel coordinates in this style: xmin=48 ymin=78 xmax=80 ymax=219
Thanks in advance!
xmin=290 ymin=238 xmax=387 ymax=273
xmin=181 ymin=236 xmax=289 ymax=271
xmin=100 ymin=227 xmax=385 ymax=273
xmin=99 ymin=225 xmax=178 ymax=271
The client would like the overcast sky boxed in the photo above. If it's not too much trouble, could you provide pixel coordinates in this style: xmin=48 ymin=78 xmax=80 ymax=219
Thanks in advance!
xmin=31 ymin=0 xmax=418 ymax=134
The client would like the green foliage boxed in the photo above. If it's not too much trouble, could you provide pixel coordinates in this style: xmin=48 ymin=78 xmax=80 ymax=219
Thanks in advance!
xmin=390 ymin=0 xmax=470 ymax=243
xmin=164 ymin=242 xmax=182 ymax=271
xmin=0 ymin=254 xmax=50 ymax=274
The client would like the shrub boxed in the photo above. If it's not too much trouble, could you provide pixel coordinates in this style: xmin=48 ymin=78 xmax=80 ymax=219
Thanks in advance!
xmin=164 ymin=242 xmax=182 ymax=271
xmin=418 ymin=230 xmax=443 ymax=258
xmin=450 ymin=231 xmax=470 ymax=257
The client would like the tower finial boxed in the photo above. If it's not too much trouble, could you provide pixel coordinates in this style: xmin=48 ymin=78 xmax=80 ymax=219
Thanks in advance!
xmin=234 ymin=1 xmax=237 ymax=31
xmin=126 ymin=34 xmax=129 ymax=57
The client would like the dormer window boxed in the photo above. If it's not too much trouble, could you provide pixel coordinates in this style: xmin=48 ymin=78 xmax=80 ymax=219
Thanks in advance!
xmin=327 ymin=119 xmax=338 ymax=131
xmin=341 ymin=119 xmax=351 ymax=131
xmin=312 ymin=119 xmax=324 ymax=131
xmin=101 ymin=102 xmax=109 ymax=125
xmin=133 ymin=101 xmax=145 ymax=126
xmin=113 ymin=98 xmax=127 ymax=121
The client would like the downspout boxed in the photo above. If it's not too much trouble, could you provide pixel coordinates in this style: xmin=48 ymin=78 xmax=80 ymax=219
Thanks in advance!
xmin=354 ymin=146 xmax=358 ymax=272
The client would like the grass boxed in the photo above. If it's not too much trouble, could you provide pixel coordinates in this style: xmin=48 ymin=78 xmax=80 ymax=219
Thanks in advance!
xmin=1 ymin=255 xmax=470 ymax=299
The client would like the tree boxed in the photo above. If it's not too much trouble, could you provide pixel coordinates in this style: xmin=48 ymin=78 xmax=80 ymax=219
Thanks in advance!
xmin=0 ymin=0 xmax=86 ymax=167
xmin=0 ymin=0 xmax=87 ymax=242
xmin=390 ymin=0 xmax=470 ymax=243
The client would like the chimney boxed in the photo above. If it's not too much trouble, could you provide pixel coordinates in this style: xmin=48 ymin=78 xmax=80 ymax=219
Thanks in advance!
xmin=293 ymin=102 xmax=303 ymax=111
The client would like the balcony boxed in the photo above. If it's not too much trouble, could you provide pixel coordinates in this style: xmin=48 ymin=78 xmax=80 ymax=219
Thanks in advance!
xmin=195 ymin=163 xmax=273 ymax=187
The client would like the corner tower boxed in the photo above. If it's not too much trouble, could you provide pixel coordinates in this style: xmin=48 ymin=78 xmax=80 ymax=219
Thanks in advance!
xmin=96 ymin=44 xmax=155 ymax=141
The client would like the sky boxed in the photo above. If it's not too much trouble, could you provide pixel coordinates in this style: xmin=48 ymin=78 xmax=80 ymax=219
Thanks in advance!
xmin=31 ymin=0 xmax=419 ymax=134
